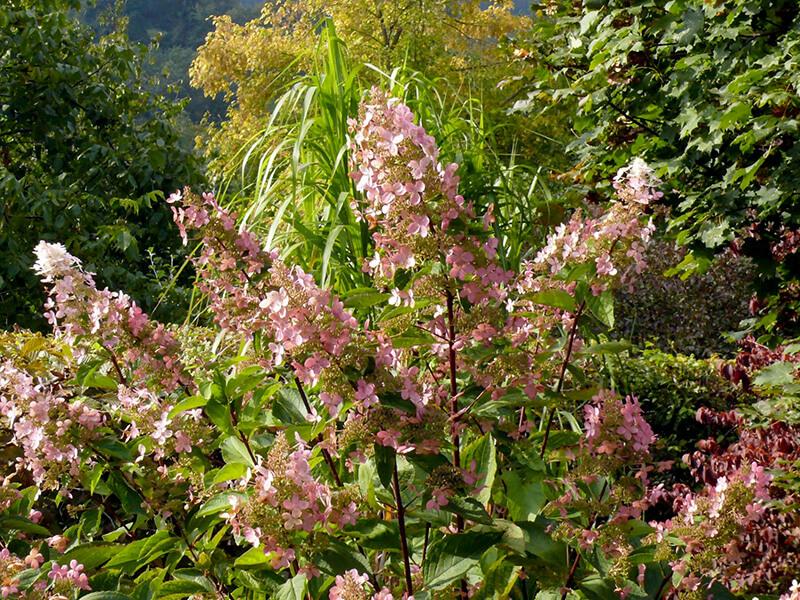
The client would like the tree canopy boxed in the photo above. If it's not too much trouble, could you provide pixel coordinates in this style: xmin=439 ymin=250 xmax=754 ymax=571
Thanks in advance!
xmin=519 ymin=0 xmax=800 ymax=336
xmin=0 ymin=0 xmax=204 ymax=328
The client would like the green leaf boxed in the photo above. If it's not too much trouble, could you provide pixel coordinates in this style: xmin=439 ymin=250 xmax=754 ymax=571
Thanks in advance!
xmin=62 ymin=542 xmax=121 ymax=570
xmin=107 ymin=471 xmax=144 ymax=515
xmin=315 ymin=538 xmax=373 ymax=575
xmin=105 ymin=531 xmax=180 ymax=572
xmin=502 ymin=471 xmax=545 ymax=521
xmin=205 ymin=397 xmax=235 ymax=436
xmin=343 ymin=287 xmax=390 ymax=309
xmin=168 ymin=395 xmax=208 ymax=419
xmin=424 ymin=530 xmax=503 ymax=590
xmin=517 ymin=519 xmax=567 ymax=566
xmin=586 ymin=290 xmax=614 ymax=328
xmin=80 ymin=593 xmax=134 ymax=600
xmin=699 ymin=221 xmax=731 ymax=248
xmin=274 ymin=574 xmax=308 ymax=600
xmin=212 ymin=462 xmax=250 ymax=484
xmin=221 ymin=436 xmax=256 ymax=467
xmin=273 ymin=387 xmax=308 ymax=424
xmin=462 ymin=434 xmax=496 ymax=506
xmin=580 ymin=341 xmax=631 ymax=355
xmin=81 ymin=368 xmax=119 ymax=390
xmin=753 ymin=361 xmax=797 ymax=387
xmin=717 ymin=102 xmax=750 ymax=131
xmin=94 ymin=436 xmax=133 ymax=461
xmin=343 ymin=519 xmax=401 ymax=550
xmin=374 ymin=444 xmax=395 ymax=490
xmin=235 ymin=546 xmax=269 ymax=567
xmin=0 ymin=516 xmax=50 ymax=537
xmin=158 ymin=579 xmax=210 ymax=596
xmin=442 ymin=496 xmax=493 ymax=525
xmin=527 ymin=289 xmax=577 ymax=313
xmin=195 ymin=492 xmax=245 ymax=518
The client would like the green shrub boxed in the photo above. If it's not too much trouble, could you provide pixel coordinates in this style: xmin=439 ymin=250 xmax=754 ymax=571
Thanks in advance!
xmin=603 ymin=349 xmax=746 ymax=471
xmin=0 ymin=0 xmax=204 ymax=329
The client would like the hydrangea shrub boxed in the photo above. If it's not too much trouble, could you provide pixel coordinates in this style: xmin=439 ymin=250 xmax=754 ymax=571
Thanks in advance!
xmin=0 ymin=90 xmax=797 ymax=600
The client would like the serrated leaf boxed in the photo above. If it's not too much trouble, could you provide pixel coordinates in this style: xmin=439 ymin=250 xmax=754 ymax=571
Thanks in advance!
xmin=502 ymin=471 xmax=545 ymax=521
xmin=105 ymin=531 xmax=180 ymax=571
xmin=107 ymin=471 xmax=144 ymax=515
xmin=462 ymin=434 xmax=496 ymax=506
xmin=343 ymin=287 xmax=390 ymax=309
xmin=61 ymin=542 xmax=121 ymax=570
xmin=235 ymin=546 xmax=269 ymax=567
xmin=0 ymin=516 xmax=50 ymax=537
xmin=212 ymin=462 xmax=249 ymax=484
xmin=580 ymin=341 xmax=631 ymax=355
xmin=273 ymin=387 xmax=308 ymax=424
xmin=753 ymin=361 xmax=797 ymax=387
xmin=221 ymin=436 xmax=255 ymax=467
xmin=168 ymin=395 xmax=207 ymax=419
xmin=195 ymin=492 xmax=245 ymax=518
xmin=374 ymin=444 xmax=395 ymax=490
xmin=424 ymin=530 xmax=502 ymax=590
xmin=315 ymin=538 xmax=372 ymax=575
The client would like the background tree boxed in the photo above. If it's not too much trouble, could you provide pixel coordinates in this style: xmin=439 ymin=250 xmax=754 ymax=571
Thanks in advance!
xmin=0 ymin=0 xmax=204 ymax=329
xmin=517 ymin=0 xmax=800 ymax=338
xmin=189 ymin=0 xmax=538 ymax=172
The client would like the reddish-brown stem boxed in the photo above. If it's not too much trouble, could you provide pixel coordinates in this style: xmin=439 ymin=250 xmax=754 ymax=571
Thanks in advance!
xmin=540 ymin=300 xmax=586 ymax=459
xmin=445 ymin=290 xmax=461 ymax=472
xmin=393 ymin=461 xmax=414 ymax=596
xmin=560 ymin=551 xmax=582 ymax=600
xmin=293 ymin=377 xmax=343 ymax=487
xmin=446 ymin=289 xmax=468 ymax=600
xmin=103 ymin=345 xmax=128 ymax=386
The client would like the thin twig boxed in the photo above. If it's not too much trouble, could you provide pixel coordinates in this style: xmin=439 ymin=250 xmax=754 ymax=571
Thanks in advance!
xmin=102 ymin=345 xmax=128 ymax=386
xmin=446 ymin=289 xmax=468 ymax=600
xmin=540 ymin=300 xmax=586 ymax=458
xmin=294 ymin=377 xmax=343 ymax=487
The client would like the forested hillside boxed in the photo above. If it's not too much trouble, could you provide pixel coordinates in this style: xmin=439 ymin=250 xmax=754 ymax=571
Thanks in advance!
xmin=83 ymin=0 xmax=260 ymax=123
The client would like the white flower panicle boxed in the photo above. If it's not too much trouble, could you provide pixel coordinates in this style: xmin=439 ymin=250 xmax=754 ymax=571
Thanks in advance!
xmin=33 ymin=241 xmax=81 ymax=282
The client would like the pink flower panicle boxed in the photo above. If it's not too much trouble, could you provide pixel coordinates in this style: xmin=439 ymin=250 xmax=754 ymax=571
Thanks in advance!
xmin=169 ymin=190 xmax=358 ymax=379
xmin=223 ymin=434 xmax=359 ymax=572
xmin=329 ymin=569 xmax=374 ymax=600
xmin=612 ymin=157 xmax=664 ymax=206
xmin=33 ymin=241 xmax=189 ymax=392
xmin=583 ymin=390 xmax=655 ymax=460
xmin=48 ymin=559 xmax=91 ymax=591
xmin=0 ymin=361 xmax=100 ymax=490
xmin=532 ymin=159 xmax=658 ymax=286
xmin=655 ymin=415 xmax=800 ymax=593
xmin=348 ymin=89 xmax=512 ymax=305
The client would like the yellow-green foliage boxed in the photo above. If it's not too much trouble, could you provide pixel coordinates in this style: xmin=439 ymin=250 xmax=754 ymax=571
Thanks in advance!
xmin=0 ymin=331 xmax=71 ymax=376
xmin=190 ymin=0 xmax=530 ymax=169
